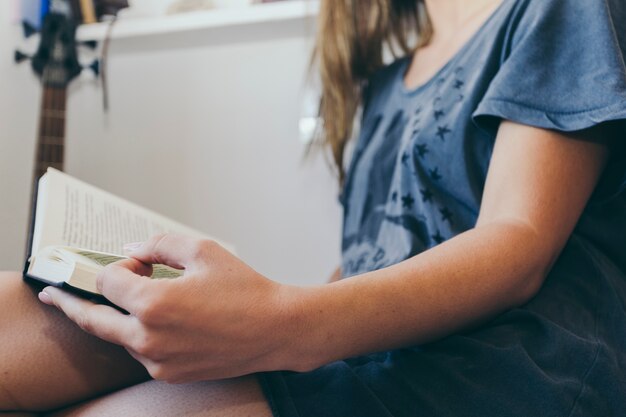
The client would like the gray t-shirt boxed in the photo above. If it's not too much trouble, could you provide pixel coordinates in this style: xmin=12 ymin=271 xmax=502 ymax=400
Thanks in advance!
xmin=341 ymin=0 xmax=626 ymax=278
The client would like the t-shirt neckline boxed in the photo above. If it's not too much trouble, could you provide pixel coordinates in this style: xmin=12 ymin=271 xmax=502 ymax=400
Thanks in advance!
xmin=400 ymin=0 xmax=512 ymax=96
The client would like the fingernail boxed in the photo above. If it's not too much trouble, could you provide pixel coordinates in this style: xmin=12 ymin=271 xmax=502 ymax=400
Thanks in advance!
xmin=38 ymin=290 xmax=53 ymax=305
xmin=123 ymin=242 xmax=144 ymax=253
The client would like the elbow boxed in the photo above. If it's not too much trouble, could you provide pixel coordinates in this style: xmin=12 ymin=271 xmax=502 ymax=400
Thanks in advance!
xmin=515 ymin=240 xmax=566 ymax=307
xmin=513 ymin=270 xmax=546 ymax=307
xmin=512 ymin=248 xmax=558 ymax=306
xmin=491 ymin=218 xmax=561 ymax=307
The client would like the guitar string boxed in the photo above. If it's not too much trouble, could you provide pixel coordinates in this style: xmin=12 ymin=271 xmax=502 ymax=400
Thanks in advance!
xmin=58 ymin=86 xmax=65 ymax=165
xmin=53 ymin=86 xmax=60 ymax=164
xmin=57 ymin=79 xmax=66 ymax=165
xmin=46 ymin=69 xmax=63 ymax=168
xmin=52 ymin=86 xmax=62 ymax=166
xmin=40 ymin=66 xmax=50 ymax=175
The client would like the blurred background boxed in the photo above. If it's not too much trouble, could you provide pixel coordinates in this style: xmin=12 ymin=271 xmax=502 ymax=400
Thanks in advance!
xmin=0 ymin=0 xmax=341 ymax=285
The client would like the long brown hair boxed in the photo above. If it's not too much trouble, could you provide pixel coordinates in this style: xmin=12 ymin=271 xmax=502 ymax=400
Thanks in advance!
xmin=314 ymin=0 xmax=431 ymax=184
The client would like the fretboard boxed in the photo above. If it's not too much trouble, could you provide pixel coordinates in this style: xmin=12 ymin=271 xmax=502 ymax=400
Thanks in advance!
xmin=34 ymin=86 xmax=67 ymax=181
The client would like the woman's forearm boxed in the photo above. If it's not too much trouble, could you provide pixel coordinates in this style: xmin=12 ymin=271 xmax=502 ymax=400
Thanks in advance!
xmin=279 ymin=219 xmax=554 ymax=372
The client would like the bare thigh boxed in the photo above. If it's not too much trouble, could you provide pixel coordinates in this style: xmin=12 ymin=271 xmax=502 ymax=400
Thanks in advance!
xmin=47 ymin=376 xmax=272 ymax=417
xmin=0 ymin=272 xmax=149 ymax=412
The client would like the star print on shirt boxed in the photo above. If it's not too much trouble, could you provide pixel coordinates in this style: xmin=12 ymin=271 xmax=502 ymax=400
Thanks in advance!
xmin=401 ymin=194 xmax=415 ymax=209
xmin=434 ymin=109 xmax=445 ymax=120
xmin=401 ymin=152 xmax=410 ymax=165
xmin=440 ymin=207 xmax=454 ymax=224
xmin=372 ymin=248 xmax=385 ymax=263
xmin=454 ymin=79 xmax=464 ymax=89
xmin=391 ymin=191 xmax=398 ymax=202
xmin=420 ymin=188 xmax=433 ymax=203
xmin=432 ymin=230 xmax=445 ymax=245
xmin=436 ymin=126 xmax=451 ymax=141
xmin=429 ymin=167 xmax=442 ymax=181
xmin=415 ymin=143 xmax=429 ymax=158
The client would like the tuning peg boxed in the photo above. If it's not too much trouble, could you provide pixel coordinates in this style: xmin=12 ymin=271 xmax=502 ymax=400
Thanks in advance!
xmin=80 ymin=40 xmax=99 ymax=50
xmin=14 ymin=50 xmax=32 ymax=64
xmin=83 ymin=60 xmax=100 ymax=77
xmin=21 ymin=20 xmax=38 ymax=38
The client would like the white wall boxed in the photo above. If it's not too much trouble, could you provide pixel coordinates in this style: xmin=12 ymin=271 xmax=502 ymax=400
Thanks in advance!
xmin=0 ymin=3 xmax=40 ymax=271
xmin=0 ymin=4 xmax=342 ymax=285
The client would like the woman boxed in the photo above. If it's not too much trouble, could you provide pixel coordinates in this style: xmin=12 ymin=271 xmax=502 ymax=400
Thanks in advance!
xmin=1 ymin=0 xmax=625 ymax=415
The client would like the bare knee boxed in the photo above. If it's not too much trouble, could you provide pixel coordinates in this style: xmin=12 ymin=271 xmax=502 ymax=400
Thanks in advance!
xmin=0 ymin=271 xmax=28 ymax=291
xmin=0 ymin=272 xmax=40 ymax=411
xmin=0 ymin=271 xmax=44 ymax=335
xmin=48 ymin=377 xmax=272 ymax=417
xmin=0 ymin=271 xmax=26 ymax=281
xmin=0 ymin=272 xmax=37 ymax=308
xmin=0 ymin=271 xmax=149 ymax=412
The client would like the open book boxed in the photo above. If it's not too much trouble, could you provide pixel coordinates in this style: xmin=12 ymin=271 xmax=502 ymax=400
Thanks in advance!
xmin=24 ymin=168 xmax=230 ymax=297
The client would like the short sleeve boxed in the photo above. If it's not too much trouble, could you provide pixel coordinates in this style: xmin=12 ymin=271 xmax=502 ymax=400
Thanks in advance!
xmin=472 ymin=0 xmax=626 ymax=200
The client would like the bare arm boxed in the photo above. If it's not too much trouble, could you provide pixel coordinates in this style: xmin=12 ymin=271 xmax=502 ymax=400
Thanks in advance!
xmin=40 ymin=121 xmax=609 ymax=383
xmin=280 ymin=121 xmax=608 ymax=371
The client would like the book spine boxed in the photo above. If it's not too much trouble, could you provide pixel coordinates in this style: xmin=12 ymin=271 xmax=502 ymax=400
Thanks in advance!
xmin=79 ymin=0 xmax=97 ymax=24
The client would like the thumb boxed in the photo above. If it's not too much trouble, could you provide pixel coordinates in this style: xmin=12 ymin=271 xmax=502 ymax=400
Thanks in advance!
xmin=124 ymin=234 xmax=206 ymax=270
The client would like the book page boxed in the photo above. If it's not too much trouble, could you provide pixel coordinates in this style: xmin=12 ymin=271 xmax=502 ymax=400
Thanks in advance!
xmin=32 ymin=169 xmax=213 ymax=256
xmin=73 ymin=249 xmax=182 ymax=279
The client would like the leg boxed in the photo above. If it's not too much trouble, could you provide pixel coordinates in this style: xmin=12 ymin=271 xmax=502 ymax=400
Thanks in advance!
xmin=48 ymin=376 xmax=272 ymax=417
xmin=0 ymin=272 xmax=149 ymax=412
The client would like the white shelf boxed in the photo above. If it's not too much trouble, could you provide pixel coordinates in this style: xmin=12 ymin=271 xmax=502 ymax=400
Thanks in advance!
xmin=76 ymin=0 xmax=319 ymax=41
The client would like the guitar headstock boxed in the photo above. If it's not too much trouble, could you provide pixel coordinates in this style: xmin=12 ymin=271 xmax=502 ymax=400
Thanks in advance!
xmin=30 ymin=13 xmax=82 ymax=88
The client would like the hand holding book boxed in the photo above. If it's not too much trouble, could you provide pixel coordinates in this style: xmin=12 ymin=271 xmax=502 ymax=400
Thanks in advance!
xmin=30 ymin=169 xmax=305 ymax=382
xmin=39 ymin=233 xmax=294 ymax=383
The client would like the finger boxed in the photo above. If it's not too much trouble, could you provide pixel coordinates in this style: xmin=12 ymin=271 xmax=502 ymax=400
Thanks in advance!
xmin=96 ymin=259 xmax=154 ymax=314
xmin=112 ymin=257 xmax=153 ymax=277
xmin=125 ymin=348 xmax=160 ymax=376
xmin=40 ymin=286 xmax=137 ymax=347
xmin=126 ymin=234 xmax=211 ymax=270
xmin=125 ymin=348 xmax=151 ymax=369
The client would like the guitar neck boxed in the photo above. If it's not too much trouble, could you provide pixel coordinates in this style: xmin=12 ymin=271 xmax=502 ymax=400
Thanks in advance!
xmin=34 ymin=85 xmax=67 ymax=181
